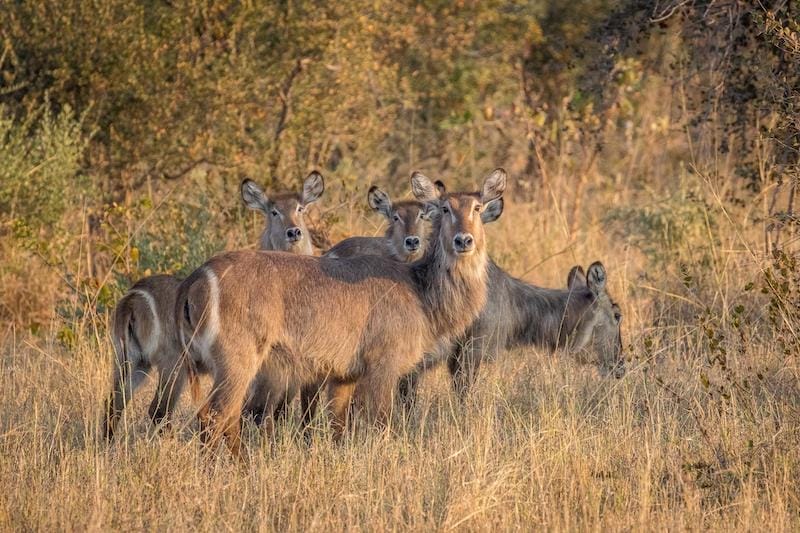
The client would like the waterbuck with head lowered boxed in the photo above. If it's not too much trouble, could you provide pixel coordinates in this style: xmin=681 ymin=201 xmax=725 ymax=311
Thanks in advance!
xmin=175 ymin=169 xmax=507 ymax=456
xmin=399 ymin=259 xmax=625 ymax=405
xmin=325 ymin=185 xmax=434 ymax=263
xmin=101 ymin=171 xmax=324 ymax=441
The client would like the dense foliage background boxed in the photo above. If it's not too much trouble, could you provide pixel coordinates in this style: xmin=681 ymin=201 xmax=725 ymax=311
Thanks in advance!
xmin=1 ymin=2 xmax=799 ymax=529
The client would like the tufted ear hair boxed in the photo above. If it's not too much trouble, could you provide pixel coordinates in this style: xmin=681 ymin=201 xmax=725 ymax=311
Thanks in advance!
xmin=480 ymin=197 xmax=504 ymax=224
xmin=586 ymin=261 xmax=607 ymax=296
xmin=411 ymin=171 xmax=440 ymax=203
xmin=301 ymin=171 xmax=325 ymax=205
xmin=567 ymin=265 xmax=587 ymax=291
xmin=241 ymin=179 xmax=270 ymax=213
xmin=480 ymin=168 xmax=507 ymax=203
xmin=368 ymin=186 xmax=393 ymax=219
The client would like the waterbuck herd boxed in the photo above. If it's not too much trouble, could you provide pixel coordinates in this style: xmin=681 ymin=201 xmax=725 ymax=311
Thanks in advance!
xmin=103 ymin=169 xmax=624 ymax=457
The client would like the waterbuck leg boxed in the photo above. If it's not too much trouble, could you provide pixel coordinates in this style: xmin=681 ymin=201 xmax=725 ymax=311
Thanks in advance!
xmin=299 ymin=381 xmax=323 ymax=443
xmin=148 ymin=361 xmax=188 ymax=433
xmin=448 ymin=340 xmax=484 ymax=400
xmin=242 ymin=366 xmax=271 ymax=426
xmin=104 ymin=360 xmax=148 ymax=441
xmin=198 ymin=351 xmax=257 ymax=459
xmin=270 ymin=385 xmax=296 ymax=427
xmin=397 ymin=371 xmax=421 ymax=412
xmin=327 ymin=379 xmax=356 ymax=440
xmin=355 ymin=368 xmax=398 ymax=431
xmin=199 ymin=385 xmax=248 ymax=460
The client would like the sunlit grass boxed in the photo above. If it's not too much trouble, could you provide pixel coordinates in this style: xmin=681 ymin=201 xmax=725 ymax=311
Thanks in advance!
xmin=1 ymin=192 xmax=797 ymax=530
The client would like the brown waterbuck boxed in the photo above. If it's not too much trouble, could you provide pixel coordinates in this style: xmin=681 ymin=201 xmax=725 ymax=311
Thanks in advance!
xmin=175 ymin=169 xmax=507 ymax=456
xmin=240 ymin=172 xmax=324 ymax=257
xmin=325 ymin=185 xmax=434 ymax=263
xmin=239 ymin=172 xmax=325 ymax=427
xmin=399 ymin=260 xmax=625 ymax=406
xmin=101 ymin=171 xmax=324 ymax=441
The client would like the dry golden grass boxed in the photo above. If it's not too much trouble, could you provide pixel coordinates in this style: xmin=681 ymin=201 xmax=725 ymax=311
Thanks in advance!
xmin=1 ymin=184 xmax=799 ymax=531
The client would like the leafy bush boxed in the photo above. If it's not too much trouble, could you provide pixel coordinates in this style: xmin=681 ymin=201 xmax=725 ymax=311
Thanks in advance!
xmin=604 ymin=185 xmax=715 ymax=266
xmin=0 ymin=102 xmax=89 ymax=232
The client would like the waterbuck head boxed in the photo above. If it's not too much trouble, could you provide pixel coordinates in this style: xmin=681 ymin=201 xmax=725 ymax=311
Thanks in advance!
xmin=411 ymin=168 xmax=506 ymax=269
xmin=241 ymin=171 xmax=325 ymax=254
xmin=568 ymin=262 xmax=625 ymax=378
xmin=367 ymin=186 xmax=433 ymax=262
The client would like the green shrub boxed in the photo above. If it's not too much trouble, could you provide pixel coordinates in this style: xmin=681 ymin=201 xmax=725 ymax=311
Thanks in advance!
xmin=0 ymin=102 xmax=89 ymax=232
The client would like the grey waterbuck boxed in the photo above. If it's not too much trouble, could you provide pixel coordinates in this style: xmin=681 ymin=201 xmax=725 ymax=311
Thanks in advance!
xmin=175 ymin=169 xmax=507 ymax=456
xmin=102 ymin=171 xmax=324 ymax=441
xmin=399 ymin=260 xmax=625 ymax=405
xmin=102 ymin=275 xmax=189 ymax=440
xmin=325 ymin=185 xmax=434 ymax=263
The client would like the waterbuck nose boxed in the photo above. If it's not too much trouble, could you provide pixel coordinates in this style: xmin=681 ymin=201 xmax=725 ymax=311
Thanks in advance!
xmin=404 ymin=236 xmax=420 ymax=251
xmin=286 ymin=227 xmax=303 ymax=242
xmin=453 ymin=233 xmax=474 ymax=253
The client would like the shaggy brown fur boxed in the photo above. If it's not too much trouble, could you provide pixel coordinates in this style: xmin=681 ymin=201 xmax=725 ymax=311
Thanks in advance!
xmin=176 ymin=170 xmax=507 ymax=456
xmin=399 ymin=261 xmax=625 ymax=405
xmin=239 ymin=172 xmax=324 ymax=429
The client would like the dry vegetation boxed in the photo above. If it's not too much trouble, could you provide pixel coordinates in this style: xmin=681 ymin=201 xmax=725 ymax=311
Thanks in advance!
xmin=1 ymin=1 xmax=799 ymax=531
xmin=2 ymin=176 xmax=798 ymax=530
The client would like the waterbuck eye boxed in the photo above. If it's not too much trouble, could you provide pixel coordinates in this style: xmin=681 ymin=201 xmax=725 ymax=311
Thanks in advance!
xmin=442 ymin=205 xmax=450 ymax=214
xmin=271 ymin=210 xmax=280 ymax=217
xmin=614 ymin=311 xmax=622 ymax=322
xmin=296 ymin=205 xmax=304 ymax=214
xmin=473 ymin=204 xmax=482 ymax=213
xmin=393 ymin=214 xmax=401 ymax=222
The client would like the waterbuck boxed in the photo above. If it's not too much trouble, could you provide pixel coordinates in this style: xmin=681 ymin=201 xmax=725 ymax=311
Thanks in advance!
xmin=102 ymin=274 xmax=187 ymax=440
xmin=240 ymin=171 xmax=324 ymax=256
xmin=325 ymin=185 xmax=434 ymax=263
xmin=239 ymin=172 xmax=325 ymax=426
xmin=176 ymin=169 xmax=507 ymax=456
xmin=102 ymin=171 xmax=324 ymax=441
xmin=399 ymin=260 xmax=625 ymax=406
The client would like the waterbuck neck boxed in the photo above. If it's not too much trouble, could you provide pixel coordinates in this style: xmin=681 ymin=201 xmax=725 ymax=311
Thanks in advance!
xmin=411 ymin=216 xmax=489 ymax=342
xmin=494 ymin=261 xmax=591 ymax=350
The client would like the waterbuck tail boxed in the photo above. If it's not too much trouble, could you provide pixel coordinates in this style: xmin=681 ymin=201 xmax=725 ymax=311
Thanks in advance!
xmin=103 ymin=293 xmax=148 ymax=442
xmin=174 ymin=266 xmax=212 ymax=407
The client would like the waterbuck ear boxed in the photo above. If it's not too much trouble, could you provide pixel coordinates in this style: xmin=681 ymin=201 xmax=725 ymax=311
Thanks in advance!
xmin=301 ymin=171 xmax=325 ymax=205
xmin=481 ymin=168 xmax=507 ymax=203
xmin=411 ymin=172 xmax=440 ymax=203
xmin=480 ymin=197 xmax=504 ymax=224
xmin=434 ymin=179 xmax=447 ymax=196
xmin=612 ymin=302 xmax=622 ymax=323
xmin=368 ymin=186 xmax=393 ymax=219
xmin=241 ymin=179 xmax=270 ymax=213
xmin=587 ymin=261 xmax=607 ymax=295
xmin=567 ymin=265 xmax=587 ymax=290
